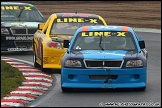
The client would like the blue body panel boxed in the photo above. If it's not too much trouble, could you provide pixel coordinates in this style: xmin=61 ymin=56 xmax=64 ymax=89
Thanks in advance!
xmin=61 ymin=67 xmax=146 ymax=88
xmin=61 ymin=26 xmax=147 ymax=89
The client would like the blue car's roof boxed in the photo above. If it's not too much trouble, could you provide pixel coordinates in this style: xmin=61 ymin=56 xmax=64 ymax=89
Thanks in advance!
xmin=76 ymin=25 xmax=134 ymax=33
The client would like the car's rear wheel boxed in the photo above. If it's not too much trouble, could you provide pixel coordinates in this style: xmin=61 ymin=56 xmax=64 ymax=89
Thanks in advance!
xmin=33 ymin=52 xmax=40 ymax=68
xmin=33 ymin=43 xmax=40 ymax=68
xmin=41 ymin=44 xmax=46 ymax=72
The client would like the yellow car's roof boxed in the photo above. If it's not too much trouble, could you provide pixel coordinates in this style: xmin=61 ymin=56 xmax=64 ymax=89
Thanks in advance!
xmin=51 ymin=13 xmax=102 ymax=18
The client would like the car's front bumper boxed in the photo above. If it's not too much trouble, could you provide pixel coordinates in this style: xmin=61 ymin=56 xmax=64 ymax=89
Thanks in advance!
xmin=1 ymin=34 xmax=33 ymax=52
xmin=42 ymin=48 xmax=65 ymax=69
xmin=61 ymin=67 xmax=147 ymax=89
xmin=1 ymin=47 xmax=32 ymax=52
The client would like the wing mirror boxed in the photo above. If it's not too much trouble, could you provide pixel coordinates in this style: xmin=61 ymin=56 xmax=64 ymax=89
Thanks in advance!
xmin=38 ymin=23 xmax=45 ymax=30
xmin=63 ymin=40 xmax=70 ymax=48
xmin=138 ymin=37 xmax=145 ymax=49
xmin=139 ymin=40 xmax=145 ymax=49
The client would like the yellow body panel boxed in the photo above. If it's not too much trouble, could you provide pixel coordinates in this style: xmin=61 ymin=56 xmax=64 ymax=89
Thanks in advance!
xmin=32 ymin=13 xmax=107 ymax=70
xmin=43 ymin=48 xmax=65 ymax=65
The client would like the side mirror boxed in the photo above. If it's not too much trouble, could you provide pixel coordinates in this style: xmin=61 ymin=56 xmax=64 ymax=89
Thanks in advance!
xmin=38 ymin=23 xmax=45 ymax=30
xmin=139 ymin=40 xmax=145 ymax=49
xmin=63 ymin=40 xmax=70 ymax=48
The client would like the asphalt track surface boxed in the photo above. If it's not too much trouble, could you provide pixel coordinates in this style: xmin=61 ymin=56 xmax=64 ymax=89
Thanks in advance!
xmin=1 ymin=28 xmax=161 ymax=107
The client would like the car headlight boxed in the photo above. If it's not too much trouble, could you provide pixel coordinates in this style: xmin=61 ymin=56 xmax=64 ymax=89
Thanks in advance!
xmin=126 ymin=60 xmax=143 ymax=67
xmin=46 ymin=41 xmax=63 ymax=49
xmin=65 ymin=60 xmax=82 ymax=67
xmin=1 ymin=28 xmax=9 ymax=34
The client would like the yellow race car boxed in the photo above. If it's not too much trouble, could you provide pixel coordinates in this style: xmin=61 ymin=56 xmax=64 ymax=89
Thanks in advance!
xmin=32 ymin=13 xmax=107 ymax=72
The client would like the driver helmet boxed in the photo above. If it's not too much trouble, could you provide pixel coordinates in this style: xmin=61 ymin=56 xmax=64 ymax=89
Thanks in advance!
xmin=115 ymin=37 xmax=126 ymax=49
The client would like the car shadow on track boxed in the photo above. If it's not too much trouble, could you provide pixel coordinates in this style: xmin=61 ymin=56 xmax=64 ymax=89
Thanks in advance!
xmin=36 ymin=68 xmax=61 ymax=74
xmin=61 ymin=88 xmax=146 ymax=93
xmin=1 ymin=51 xmax=33 ymax=55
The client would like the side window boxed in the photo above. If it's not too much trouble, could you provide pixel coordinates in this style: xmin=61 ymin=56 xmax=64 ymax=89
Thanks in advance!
xmin=28 ymin=11 xmax=35 ymax=20
xmin=42 ymin=18 xmax=51 ymax=34
xmin=125 ymin=37 xmax=135 ymax=49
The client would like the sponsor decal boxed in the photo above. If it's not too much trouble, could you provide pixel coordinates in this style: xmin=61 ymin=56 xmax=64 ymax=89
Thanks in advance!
xmin=9 ymin=22 xmax=39 ymax=28
xmin=57 ymin=35 xmax=72 ymax=39
xmin=1 ymin=6 xmax=32 ymax=10
xmin=57 ymin=18 xmax=98 ymax=24
xmin=7 ymin=48 xmax=31 ymax=51
xmin=6 ymin=36 xmax=33 ymax=40
xmin=81 ymin=32 xmax=126 ymax=37
xmin=1 ymin=22 xmax=40 ymax=28
xmin=37 ymin=37 xmax=43 ymax=58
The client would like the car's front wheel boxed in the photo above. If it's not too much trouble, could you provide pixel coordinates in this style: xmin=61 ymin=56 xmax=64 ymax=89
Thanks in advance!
xmin=61 ymin=87 xmax=72 ymax=92
xmin=135 ymin=87 xmax=146 ymax=91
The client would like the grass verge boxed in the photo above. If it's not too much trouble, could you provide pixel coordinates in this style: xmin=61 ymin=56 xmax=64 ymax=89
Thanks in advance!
xmin=1 ymin=60 xmax=25 ymax=99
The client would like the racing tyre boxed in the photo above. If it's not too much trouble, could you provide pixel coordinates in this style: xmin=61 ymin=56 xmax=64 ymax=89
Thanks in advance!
xmin=61 ymin=87 xmax=87 ymax=92
xmin=33 ymin=43 xmax=40 ymax=68
xmin=33 ymin=52 xmax=40 ymax=68
xmin=134 ymin=87 xmax=146 ymax=91
xmin=61 ymin=87 xmax=72 ymax=92
xmin=41 ymin=44 xmax=46 ymax=72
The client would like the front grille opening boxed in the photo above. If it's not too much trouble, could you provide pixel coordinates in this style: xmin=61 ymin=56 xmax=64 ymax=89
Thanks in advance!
xmin=85 ymin=60 xmax=123 ymax=68
xmin=11 ymin=28 xmax=37 ymax=35
xmin=15 ymin=41 xmax=32 ymax=48
xmin=28 ymin=29 xmax=37 ymax=34
xmin=86 ymin=61 xmax=103 ymax=67
xmin=89 ymin=75 xmax=118 ymax=80
xmin=104 ymin=61 xmax=122 ymax=67
xmin=14 ymin=29 xmax=26 ymax=34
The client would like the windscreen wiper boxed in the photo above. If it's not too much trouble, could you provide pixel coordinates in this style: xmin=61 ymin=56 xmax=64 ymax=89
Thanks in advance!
xmin=99 ymin=34 xmax=104 ymax=50
xmin=17 ymin=6 xmax=24 ymax=21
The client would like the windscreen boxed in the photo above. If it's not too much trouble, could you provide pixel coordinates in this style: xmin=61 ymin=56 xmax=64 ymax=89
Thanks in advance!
xmin=71 ymin=31 xmax=137 ymax=51
xmin=50 ymin=17 xmax=105 ymax=35
xmin=1 ymin=5 xmax=45 ymax=22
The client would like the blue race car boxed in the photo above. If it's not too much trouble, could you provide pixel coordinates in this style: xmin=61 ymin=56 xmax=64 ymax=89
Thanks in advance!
xmin=61 ymin=25 xmax=148 ymax=92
